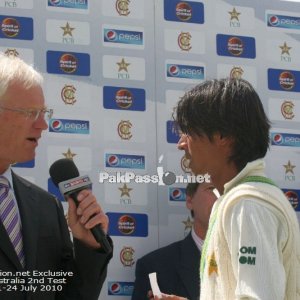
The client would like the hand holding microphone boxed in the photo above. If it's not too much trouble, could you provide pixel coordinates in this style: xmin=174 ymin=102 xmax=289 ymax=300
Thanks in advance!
xmin=49 ymin=158 xmax=112 ymax=254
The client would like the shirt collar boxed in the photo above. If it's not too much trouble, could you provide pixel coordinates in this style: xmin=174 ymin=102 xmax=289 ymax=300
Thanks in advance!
xmin=1 ymin=167 xmax=13 ymax=188
xmin=223 ymin=159 xmax=266 ymax=194
xmin=191 ymin=227 xmax=204 ymax=251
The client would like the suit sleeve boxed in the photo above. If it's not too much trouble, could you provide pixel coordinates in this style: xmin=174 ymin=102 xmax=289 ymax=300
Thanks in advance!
xmin=55 ymin=197 xmax=113 ymax=300
xmin=132 ymin=257 xmax=152 ymax=300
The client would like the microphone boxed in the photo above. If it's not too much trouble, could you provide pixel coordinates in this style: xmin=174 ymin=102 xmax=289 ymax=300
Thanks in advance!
xmin=49 ymin=158 xmax=112 ymax=254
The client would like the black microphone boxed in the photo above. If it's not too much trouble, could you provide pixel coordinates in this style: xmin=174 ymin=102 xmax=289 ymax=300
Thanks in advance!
xmin=49 ymin=158 xmax=112 ymax=254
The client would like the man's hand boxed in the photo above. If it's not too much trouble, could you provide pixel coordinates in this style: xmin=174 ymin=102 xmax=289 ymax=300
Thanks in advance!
xmin=67 ymin=189 xmax=109 ymax=249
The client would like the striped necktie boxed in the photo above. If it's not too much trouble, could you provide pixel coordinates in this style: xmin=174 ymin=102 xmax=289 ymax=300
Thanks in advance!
xmin=0 ymin=176 xmax=25 ymax=267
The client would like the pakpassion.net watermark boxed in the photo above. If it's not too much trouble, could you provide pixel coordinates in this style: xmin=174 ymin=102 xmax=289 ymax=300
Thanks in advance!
xmin=99 ymin=170 xmax=211 ymax=186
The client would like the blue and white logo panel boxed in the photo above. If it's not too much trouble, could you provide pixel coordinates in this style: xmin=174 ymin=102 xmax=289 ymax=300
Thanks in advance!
xmin=103 ymin=24 xmax=144 ymax=49
xmin=166 ymin=60 xmax=205 ymax=83
xmin=49 ymin=118 xmax=90 ymax=135
xmin=169 ymin=187 xmax=186 ymax=202
xmin=266 ymin=11 xmax=300 ymax=32
xmin=105 ymin=153 xmax=145 ymax=170
xmin=47 ymin=0 xmax=88 ymax=13
xmin=271 ymin=132 xmax=300 ymax=147
xmin=108 ymin=282 xmax=134 ymax=296
xmin=48 ymin=0 xmax=88 ymax=9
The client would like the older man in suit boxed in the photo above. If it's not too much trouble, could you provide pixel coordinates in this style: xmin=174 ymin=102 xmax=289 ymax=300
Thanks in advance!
xmin=132 ymin=182 xmax=217 ymax=300
xmin=0 ymin=53 xmax=113 ymax=299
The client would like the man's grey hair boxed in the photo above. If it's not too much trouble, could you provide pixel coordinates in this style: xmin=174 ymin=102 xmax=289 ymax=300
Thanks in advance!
xmin=0 ymin=53 xmax=43 ymax=100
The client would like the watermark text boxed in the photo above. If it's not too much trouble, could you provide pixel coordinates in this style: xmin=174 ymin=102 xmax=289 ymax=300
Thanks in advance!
xmin=99 ymin=171 xmax=210 ymax=185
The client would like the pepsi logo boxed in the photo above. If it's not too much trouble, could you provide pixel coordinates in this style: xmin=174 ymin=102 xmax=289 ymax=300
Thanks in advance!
xmin=106 ymin=30 xmax=117 ymax=41
xmin=171 ymin=188 xmax=182 ymax=200
xmin=107 ymin=155 xmax=119 ymax=166
xmin=50 ymin=119 xmax=63 ymax=131
xmin=272 ymin=133 xmax=283 ymax=145
xmin=168 ymin=65 xmax=179 ymax=76
xmin=50 ymin=0 xmax=60 ymax=5
xmin=109 ymin=282 xmax=121 ymax=295
xmin=269 ymin=15 xmax=279 ymax=26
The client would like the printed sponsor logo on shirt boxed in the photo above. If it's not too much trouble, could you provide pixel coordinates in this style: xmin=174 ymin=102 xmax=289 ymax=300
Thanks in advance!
xmin=239 ymin=246 xmax=256 ymax=265
xmin=208 ymin=252 xmax=218 ymax=275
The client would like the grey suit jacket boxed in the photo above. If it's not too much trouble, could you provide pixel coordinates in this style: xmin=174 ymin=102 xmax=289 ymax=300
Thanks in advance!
xmin=0 ymin=172 xmax=112 ymax=300
xmin=132 ymin=233 xmax=200 ymax=300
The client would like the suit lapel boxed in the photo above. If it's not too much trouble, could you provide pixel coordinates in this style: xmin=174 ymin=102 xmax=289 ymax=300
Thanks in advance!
xmin=0 ymin=220 xmax=23 ymax=269
xmin=176 ymin=233 xmax=201 ymax=300
xmin=12 ymin=172 xmax=40 ymax=270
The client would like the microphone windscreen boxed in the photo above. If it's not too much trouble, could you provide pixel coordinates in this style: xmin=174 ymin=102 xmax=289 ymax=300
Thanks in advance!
xmin=49 ymin=158 xmax=80 ymax=187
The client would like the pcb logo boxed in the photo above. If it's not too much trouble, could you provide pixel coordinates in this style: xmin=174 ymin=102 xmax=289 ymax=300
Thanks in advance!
xmin=4 ymin=48 xmax=19 ymax=57
xmin=61 ymin=84 xmax=77 ymax=105
xmin=230 ymin=66 xmax=244 ymax=79
xmin=118 ymin=120 xmax=132 ymax=140
xmin=116 ymin=0 xmax=130 ymax=16
xmin=178 ymin=32 xmax=192 ymax=51
xmin=120 ymin=246 xmax=135 ymax=267
xmin=281 ymin=100 xmax=294 ymax=120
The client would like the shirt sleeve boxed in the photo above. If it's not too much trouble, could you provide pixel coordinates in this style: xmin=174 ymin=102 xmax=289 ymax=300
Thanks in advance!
xmin=223 ymin=198 xmax=288 ymax=300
